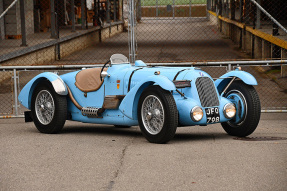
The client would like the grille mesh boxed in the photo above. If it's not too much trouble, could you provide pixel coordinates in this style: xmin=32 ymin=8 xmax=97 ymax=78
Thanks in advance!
xmin=196 ymin=77 xmax=219 ymax=107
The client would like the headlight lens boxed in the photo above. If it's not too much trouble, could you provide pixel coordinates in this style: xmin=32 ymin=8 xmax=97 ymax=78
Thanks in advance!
xmin=224 ymin=103 xmax=236 ymax=119
xmin=190 ymin=106 xmax=203 ymax=122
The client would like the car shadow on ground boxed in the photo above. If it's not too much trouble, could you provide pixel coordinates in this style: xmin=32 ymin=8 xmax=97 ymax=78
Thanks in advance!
xmin=54 ymin=125 xmax=231 ymax=143
xmin=173 ymin=132 xmax=231 ymax=143
xmin=60 ymin=125 xmax=143 ymax=138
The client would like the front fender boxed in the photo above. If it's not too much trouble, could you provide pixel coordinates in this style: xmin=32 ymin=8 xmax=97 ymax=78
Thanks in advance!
xmin=18 ymin=72 xmax=68 ymax=109
xmin=119 ymin=75 xmax=176 ymax=120
xmin=215 ymin=70 xmax=257 ymax=94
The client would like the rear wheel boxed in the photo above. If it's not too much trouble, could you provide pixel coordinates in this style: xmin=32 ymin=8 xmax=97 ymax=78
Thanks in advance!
xmin=31 ymin=81 xmax=67 ymax=134
xmin=221 ymin=80 xmax=261 ymax=137
xmin=138 ymin=86 xmax=178 ymax=144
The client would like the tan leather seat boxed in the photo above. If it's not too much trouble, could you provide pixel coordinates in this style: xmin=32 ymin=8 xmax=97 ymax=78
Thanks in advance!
xmin=75 ymin=68 xmax=107 ymax=92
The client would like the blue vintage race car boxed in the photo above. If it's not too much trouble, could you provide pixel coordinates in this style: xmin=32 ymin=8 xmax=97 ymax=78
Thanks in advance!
xmin=18 ymin=54 xmax=261 ymax=143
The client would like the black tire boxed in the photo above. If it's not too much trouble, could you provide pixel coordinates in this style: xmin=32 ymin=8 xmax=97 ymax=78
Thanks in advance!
xmin=138 ymin=86 xmax=178 ymax=144
xmin=114 ymin=125 xmax=131 ymax=128
xmin=221 ymin=80 xmax=261 ymax=137
xmin=31 ymin=80 xmax=67 ymax=134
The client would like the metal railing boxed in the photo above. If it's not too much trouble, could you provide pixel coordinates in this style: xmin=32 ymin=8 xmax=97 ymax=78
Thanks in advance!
xmin=0 ymin=0 xmax=18 ymax=19
xmin=250 ymin=0 xmax=287 ymax=34
xmin=0 ymin=60 xmax=286 ymax=118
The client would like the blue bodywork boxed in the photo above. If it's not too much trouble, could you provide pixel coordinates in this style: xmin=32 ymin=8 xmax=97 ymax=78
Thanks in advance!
xmin=18 ymin=60 xmax=257 ymax=127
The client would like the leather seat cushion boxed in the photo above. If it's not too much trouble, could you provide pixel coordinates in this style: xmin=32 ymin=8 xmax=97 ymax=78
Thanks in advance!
xmin=75 ymin=68 xmax=107 ymax=92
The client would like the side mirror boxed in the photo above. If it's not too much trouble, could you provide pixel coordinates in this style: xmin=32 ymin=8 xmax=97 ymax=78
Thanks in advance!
xmin=101 ymin=71 xmax=110 ymax=79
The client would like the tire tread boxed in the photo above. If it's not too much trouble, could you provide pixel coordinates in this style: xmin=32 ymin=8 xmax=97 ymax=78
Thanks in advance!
xmin=138 ymin=86 xmax=178 ymax=143
xmin=221 ymin=80 xmax=261 ymax=137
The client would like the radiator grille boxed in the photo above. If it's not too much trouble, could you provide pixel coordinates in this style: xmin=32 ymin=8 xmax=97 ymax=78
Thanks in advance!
xmin=196 ymin=77 xmax=219 ymax=107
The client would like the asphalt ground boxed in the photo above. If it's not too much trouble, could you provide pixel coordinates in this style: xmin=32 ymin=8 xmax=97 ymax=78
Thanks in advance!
xmin=0 ymin=113 xmax=286 ymax=191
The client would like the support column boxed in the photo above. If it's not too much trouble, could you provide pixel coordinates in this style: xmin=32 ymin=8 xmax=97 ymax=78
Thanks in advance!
xmin=207 ymin=0 xmax=211 ymax=20
xmin=223 ymin=0 xmax=226 ymax=17
xmin=51 ymin=0 xmax=57 ymax=38
xmin=226 ymin=0 xmax=229 ymax=18
xmin=0 ymin=0 xmax=5 ymax=40
xmin=239 ymin=0 xmax=243 ymax=22
xmin=33 ymin=0 xmax=40 ymax=33
xmin=256 ymin=0 xmax=261 ymax=29
xmin=106 ymin=0 xmax=110 ymax=23
xmin=254 ymin=36 xmax=262 ymax=59
xmin=244 ymin=31 xmax=252 ymax=54
xmin=81 ymin=0 xmax=86 ymax=29
xmin=262 ymin=40 xmax=271 ymax=59
xmin=136 ymin=0 xmax=141 ymax=22
xmin=114 ymin=0 xmax=117 ymax=21
xmin=71 ymin=0 xmax=75 ymax=31
xmin=230 ymin=0 xmax=235 ymax=20
xmin=244 ymin=0 xmax=250 ymax=24
xmin=281 ymin=48 xmax=287 ymax=77
xmin=20 ymin=0 xmax=27 ymax=46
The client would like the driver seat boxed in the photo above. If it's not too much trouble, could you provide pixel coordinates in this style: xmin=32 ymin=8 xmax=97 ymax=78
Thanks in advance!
xmin=75 ymin=54 xmax=128 ymax=93
xmin=75 ymin=68 xmax=107 ymax=93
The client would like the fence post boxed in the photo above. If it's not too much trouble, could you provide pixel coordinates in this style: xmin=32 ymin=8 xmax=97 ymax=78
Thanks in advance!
xmin=156 ymin=0 xmax=158 ymax=17
xmin=51 ymin=0 xmax=57 ymax=38
xmin=81 ymin=0 xmax=86 ymax=29
xmin=13 ymin=69 xmax=19 ymax=117
xmin=189 ymin=0 xmax=192 ymax=18
xmin=228 ymin=63 xmax=232 ymax=72
xmin=173 ymin=0 xmax=175 ymax=19
xmin=137 ymin=0 xmax=141 ymax=22
xmin=0 ymin=0 xmax=5 ymax=40
xmin=207 ymin=0 xmax=211 ymax=20
xmin=71 ymin=0 xmax=75 ymax=32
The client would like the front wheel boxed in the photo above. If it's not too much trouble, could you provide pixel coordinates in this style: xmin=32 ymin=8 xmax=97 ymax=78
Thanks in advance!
xmin=31 ymin=81 xmax=67 ymax=134
xmin=138 ymin=86 xmax=178 ymax=144
xmin=221 ymin=80 xmax=261 ymax=137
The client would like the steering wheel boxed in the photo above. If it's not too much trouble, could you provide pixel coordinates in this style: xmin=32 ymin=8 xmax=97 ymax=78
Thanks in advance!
xmin=100 ymin=60 xmax=111 ymax=81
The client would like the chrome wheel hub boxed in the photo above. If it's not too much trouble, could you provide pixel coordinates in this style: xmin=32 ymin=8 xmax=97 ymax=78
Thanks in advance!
xmin=35 ymin=90 xmax=55 ymax=125
xmin=226 ymin=90 xmax=247 ymax=127
xmin=141 ymin=95 xmax=164 ymax=135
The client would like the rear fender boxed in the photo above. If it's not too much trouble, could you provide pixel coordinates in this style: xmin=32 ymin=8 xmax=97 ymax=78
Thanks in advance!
xmin=215 ymin=71 xmax=257 ymax=94
xmin=18 ymin=72 xmax=68 ymax=109
xmin=119 ymin=75 xmax=176 ymax=120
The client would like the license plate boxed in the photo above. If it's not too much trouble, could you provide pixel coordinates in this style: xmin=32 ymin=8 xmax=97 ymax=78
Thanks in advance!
xmin=205 ymin=107 xmax=220 ymax=123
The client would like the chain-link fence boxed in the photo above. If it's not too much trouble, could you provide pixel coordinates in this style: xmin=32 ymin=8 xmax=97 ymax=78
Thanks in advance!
xmin=0 ymin=70 xmax=13 ymax=116
xmin=1 ymin=1 xmax=286 ymax=64
xmin=0 ymin=0 xmax=127 ymax=65
xmin=208 ymin=0 xmax=287 ymax=60
xmin=133 ymin=0 xmax=287 ymax=63
xmin=0 ymin=63 xmax=286 ymax=118
xmin=0 ymin=0 xmax=286 ymax=116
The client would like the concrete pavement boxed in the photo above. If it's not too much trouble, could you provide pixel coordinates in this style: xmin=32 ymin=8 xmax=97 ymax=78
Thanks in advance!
xmin=0 ymin=113 xmax=286 ymax=191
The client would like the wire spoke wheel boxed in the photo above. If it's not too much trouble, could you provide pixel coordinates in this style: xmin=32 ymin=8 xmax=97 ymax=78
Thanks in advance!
xmin=35 ymin=90 xmax=55 ymax=125
xmin=138 ymin=86 xmax=178 ymax=144
xmin=141 ymin=95 xmax=165 ymax=135
xmin=31 ymin=81 xmax=67 ymax=134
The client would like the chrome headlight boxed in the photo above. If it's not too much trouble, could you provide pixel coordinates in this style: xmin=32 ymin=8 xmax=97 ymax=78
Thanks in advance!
xmin=224 ymin=103 xmax=236 ymax=119
xmin=190 ymin=106 xmax=203 ymax=122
